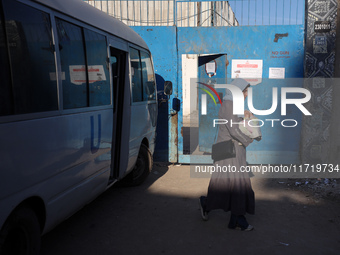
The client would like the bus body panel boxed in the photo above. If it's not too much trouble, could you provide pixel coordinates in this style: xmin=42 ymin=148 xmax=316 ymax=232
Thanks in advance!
xmin=0 ymin=109 xmax=114 ymax=230
xmin=127 ymin=102 xmax=157 ymax=174
xmin=0 ymin=163 xmax=110 ymax=235
xmin=0 ymin=0 xmax=157 ymax=239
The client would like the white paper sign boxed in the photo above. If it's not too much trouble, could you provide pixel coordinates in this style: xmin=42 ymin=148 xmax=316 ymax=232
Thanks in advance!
xmin=269 ymin=68 xmax=285 ymax=79
xmin=232 ymin=59 xmax=263 ymax=85
xmin=69 ymin=65 xmax=86 ymax=85
xmin=69 ymin=65 xmax=106 ymax=85
xmin=205 ymin=61 xmax=216 ymax=75
xmin=88 ymin=65 xmax=107 ymax=83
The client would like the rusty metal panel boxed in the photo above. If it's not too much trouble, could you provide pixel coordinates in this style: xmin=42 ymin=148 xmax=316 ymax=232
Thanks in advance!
xmin=132 ymin=26 xmax=178 ymax=162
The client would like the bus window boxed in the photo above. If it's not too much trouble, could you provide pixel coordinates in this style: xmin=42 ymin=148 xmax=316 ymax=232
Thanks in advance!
xmin=0 ymin=5 xmax=12 ymax=116
xmin=129 ymin=47 xmax=142 ymax=102
xmin=140 ymin=51 xmax=156 ymax=101
xmin=56 ymin=19 xmax=88 ymax=109
xmin=84 ymin=29 xmax=110 ymax=107
xmin=2 ymin=0 xmax=58 ymax=114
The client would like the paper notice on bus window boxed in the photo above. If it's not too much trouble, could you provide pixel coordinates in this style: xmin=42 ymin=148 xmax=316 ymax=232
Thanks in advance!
xmin=70 ymin=65 xmax=86 ymax=85
xmin=231 ymin=59 xmax=263 ymax=85
xmin=269 ymin=68 xmax=285 ymax=79
xmin=88 ymin=65 xmax=106 ymax=83
xmin=69 ymin=65 xmax=106 ymax=85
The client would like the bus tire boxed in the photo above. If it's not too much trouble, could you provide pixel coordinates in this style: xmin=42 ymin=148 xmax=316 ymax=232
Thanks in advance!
xmin=0 ymin=206 xmax=41 ymax=255
xmin=124 ymin=144 xmax=152 ymax=186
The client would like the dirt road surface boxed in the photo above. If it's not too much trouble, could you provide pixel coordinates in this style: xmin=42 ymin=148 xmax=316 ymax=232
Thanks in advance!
xmin=41 ymin=164 xmax=340 ymax=255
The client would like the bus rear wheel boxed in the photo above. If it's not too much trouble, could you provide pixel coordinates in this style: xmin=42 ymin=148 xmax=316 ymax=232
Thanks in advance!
xmin=124 ymin=144 xmax=152 ymax=186
xmin=0 ymin=206 xmax=41 ymax=255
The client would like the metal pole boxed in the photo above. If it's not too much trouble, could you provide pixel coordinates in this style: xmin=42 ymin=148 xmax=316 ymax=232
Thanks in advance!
xmin=289 ymin=0 xmax=292 ymax=25
xmin=269 ymin=0 xmax=271 ymax=25
xmin=248 ymin=0 xmax=250 ymax=26
xmin=168 ymin=0 xmax=170 ymax=25
xmin=120 ymin=0 xmax=122 ymax=21
xmin=197 ymin=2 xmax=201 ymax=26
xmin=296 ymin=0 xmax=298 ymax=24
xmin=160 ymin=0 xmax=163 ymax=26
xmin=255 ymin=0 xmax=257 ymax=25
xmin=174 ymin=0 xmax=176 ymax=26
xmin=127 ymin=0 xmax=129 ymax=25
xmin=283 ymin=0 xmax=285 ymax=25
xmin=133 ymin=0 xmax=135 ymax=26
xmin=276 ymin=0 xmax=278 ymax=25
xmin=187 ymin=1 xmax=189 ymax=27
xmin=262 ymin=0 xmax=264 ymax=25
xmin=242 ymin=0 xmax=244 ymax=25
xmin=154 ymin=0 xmax=156 ymax=26
xmin=227 ymin=1 xmax=229 ymax=26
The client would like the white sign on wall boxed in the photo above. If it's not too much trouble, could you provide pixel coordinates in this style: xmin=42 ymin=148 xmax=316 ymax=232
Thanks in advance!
xmin=269 ymin=67 xmax=285 ymax=79
xmin=231 ymin=59 xmax=263 ymax=85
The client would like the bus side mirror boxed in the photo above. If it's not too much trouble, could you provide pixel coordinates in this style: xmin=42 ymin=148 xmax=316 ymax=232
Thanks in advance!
xmin=164 ymin=81 xmax=173 ymax=95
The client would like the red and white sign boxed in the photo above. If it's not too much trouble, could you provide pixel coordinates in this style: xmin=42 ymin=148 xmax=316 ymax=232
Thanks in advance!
xmin=69 ymin=65 xmax=106 ymax=85
xmin=232 ymin=59 xmax=263 ymax=85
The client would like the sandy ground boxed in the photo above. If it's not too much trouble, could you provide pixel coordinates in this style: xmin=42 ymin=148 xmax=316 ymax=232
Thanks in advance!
xmin=41 ymin=163 xmax=340 ymax=255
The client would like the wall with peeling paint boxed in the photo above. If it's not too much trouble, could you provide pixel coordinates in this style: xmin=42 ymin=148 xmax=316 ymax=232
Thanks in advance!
xmin=133 ymin=24 xmax=306 ymax=163
xmin=132 ymin=1 xmax=340 ymax=164
xmin=133 ymin=27 xmax=178 ymax=162
xmin=177 ymin=25 xmax=305 ymax=164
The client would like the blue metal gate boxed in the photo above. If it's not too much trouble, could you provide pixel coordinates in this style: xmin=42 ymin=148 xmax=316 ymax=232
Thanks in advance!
xmin=177 ymin=24 xmax=305 ymax=164
xmin=84 ymin=0 xmax=307 ymax=164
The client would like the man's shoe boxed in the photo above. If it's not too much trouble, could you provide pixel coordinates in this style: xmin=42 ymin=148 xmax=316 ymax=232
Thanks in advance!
xmin=199 ymin=196 xmax=209 ymax=221
xmin=242 ymin=224 xmax=254 ymax=231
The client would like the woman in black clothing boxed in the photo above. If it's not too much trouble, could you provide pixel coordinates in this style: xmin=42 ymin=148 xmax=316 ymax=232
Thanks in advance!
xmin=199 ymin=78 xmax=255 ymax=231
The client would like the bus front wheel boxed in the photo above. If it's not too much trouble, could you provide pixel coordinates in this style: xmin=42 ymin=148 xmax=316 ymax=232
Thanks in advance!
xmin=124 ymin=144 xmax=153 ymax=186
xmin=0 ymin=206 xmax=41 ymax=255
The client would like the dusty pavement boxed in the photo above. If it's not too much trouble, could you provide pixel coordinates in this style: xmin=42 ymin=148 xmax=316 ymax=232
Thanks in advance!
xmin=41 ymin=164 xmax=340 ymax=255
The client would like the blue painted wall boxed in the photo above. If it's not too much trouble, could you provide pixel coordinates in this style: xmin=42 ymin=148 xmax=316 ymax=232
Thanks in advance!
xmin=178 ymin=25 xmax=305 ymax=164
xmin=134 ymin=25 xmax=305 ymax=164
xmin=132 ymin=27 xmax=178 ymax=162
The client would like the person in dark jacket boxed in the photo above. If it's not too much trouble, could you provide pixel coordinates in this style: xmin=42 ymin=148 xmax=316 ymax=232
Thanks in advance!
xmin=199 ymin=78 xmax=255 ymax=231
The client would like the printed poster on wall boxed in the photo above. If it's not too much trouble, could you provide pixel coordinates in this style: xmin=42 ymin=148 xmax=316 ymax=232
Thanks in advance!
xmin=231 ymin=59 xmax=263 ymax=85
xmin=269 ymin=68 xmax=285 ymax=79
